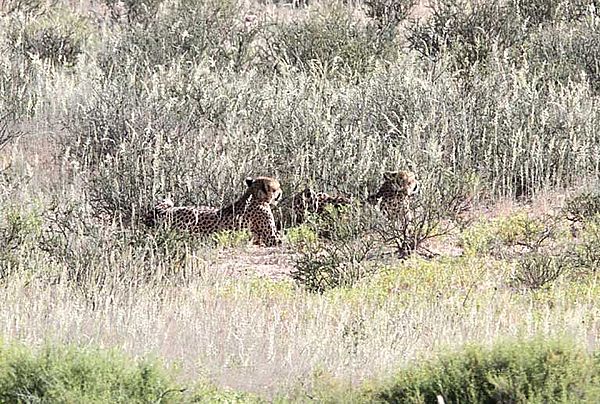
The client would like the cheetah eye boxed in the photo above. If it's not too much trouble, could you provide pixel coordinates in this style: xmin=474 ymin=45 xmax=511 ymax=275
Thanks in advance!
xmin=411 ymin=182 xmax=420 ymax=195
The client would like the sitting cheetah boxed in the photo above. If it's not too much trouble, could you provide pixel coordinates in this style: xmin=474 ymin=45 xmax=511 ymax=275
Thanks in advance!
xmin=151 ymin=176 xmax=282 ymax=246
xmin=368 ymin=170 xmax=420 ymax=216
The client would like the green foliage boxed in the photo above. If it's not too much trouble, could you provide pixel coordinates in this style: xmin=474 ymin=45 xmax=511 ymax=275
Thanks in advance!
xmin=213 ymin=229 xmax=251 ymax=248
xmin=0 ymin=342 xmax=266 ymax=403
xmin=461 ymin=212 xmax=559 ymax=256
xmin=0 ymin=343 xmax=181 ymax=403
xmin=292 ymin=206 xmax=381 ymax=293
xmin=6 ymin=9 xmax=90 ymax=67
xmin=406 ymin=0 xmax=597 ymax=72
xmin=0 ymin=204 xmax=43 ymax=278
xmin=98 ymin=0 xmax=258 ymax=75
xmin=285 ymin=224 xmax=318 ymax=247
xmin=100 ymin=0 xmax=164 ymax=24
xmin=407 ymin=0 xmax=528 ymax=68
xmin=263 ymin=5 xmax=394 ymax=79
xmin=570 ymin=214 xmax=600 ymax=274
xmin=564 ymin=191 xmax=600 ymax=223
xmin=523 ymin=17 xmax=600 ymax=93
xmin=371 ymin=339 xmax=600 ymax=403
xmin=512 ymin=252 xmax=571 ymax=290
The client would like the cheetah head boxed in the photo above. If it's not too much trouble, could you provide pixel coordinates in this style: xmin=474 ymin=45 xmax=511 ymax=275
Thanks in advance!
xmin=245 ymin=176 xmax=282 ymax=205
xmin=383 ymin=170 xmax=421 ymax=196
xmin=382 ymin=170 xmax=420 ymax=197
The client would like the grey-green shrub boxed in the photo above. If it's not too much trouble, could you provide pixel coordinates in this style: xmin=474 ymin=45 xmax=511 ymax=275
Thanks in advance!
xmin=371 ymin=339 xmax=600 ymax=404
xmin=0 ymin=343 xmax=179 ymax=403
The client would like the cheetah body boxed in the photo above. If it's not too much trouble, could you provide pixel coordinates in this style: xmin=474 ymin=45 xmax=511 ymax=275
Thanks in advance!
xmin=291 ymin=188 xmax=352 ymax=225
xmin=153 ymin=177 xmax=282 ymax=246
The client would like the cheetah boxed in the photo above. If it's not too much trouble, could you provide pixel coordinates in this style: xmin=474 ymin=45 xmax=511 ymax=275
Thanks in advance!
xmin=290 ymin=187 xmax=352 ymax=225
xmin=368 ymin=170 xmax=420 ymax=216
xmin=151 ymin=177 xmax=282 ymax=246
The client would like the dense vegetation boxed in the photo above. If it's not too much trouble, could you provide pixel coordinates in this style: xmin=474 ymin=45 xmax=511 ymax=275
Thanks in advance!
xmin=1 ymin=0 xmax=599 ymax=401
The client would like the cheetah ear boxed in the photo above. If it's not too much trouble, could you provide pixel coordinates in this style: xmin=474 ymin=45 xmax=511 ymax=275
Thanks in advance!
xmin=383 ymin=171 xmax=396 ymax=181
xmin=245 ymin=177 xmax=254 ymax=187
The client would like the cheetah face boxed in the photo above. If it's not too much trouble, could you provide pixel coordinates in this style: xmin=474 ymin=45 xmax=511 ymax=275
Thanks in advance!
xmin=245 ymin=176 xmax=282 ymax=205
xmin=383 ymin=170 xmax=420 ymax=197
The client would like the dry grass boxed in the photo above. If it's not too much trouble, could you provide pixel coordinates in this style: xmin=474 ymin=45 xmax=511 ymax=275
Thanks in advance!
xmin=1 ymin=0 xmax=600 ymax=399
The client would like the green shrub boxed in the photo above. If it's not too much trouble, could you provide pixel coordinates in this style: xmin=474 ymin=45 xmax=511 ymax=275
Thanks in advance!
xmin=511 ymin=252 xmax=571 ymax=290
xmin=0 ymin=343 xmax=181 ymax=403
xmin=522 ymin=18 xmax=600 ymax=93
xmin=570 ymin=214 xmax=600 ymax=274
xmin=263 ymin=5 xmax=394 ymax=79
xmin=6 ymin=9 xmax=89 ymax=67
xmin=213 ymin=229 xmax=252 ymax=248
xmin=564 ymin=191 xmax=600 ymax=223
xmin=406 ymin=0 xmax=527 ymax=68
xmin=292 ymin=205 xmax=381 ymax=292
xmin=406 ymin=0 xmax=593 ymax=71
xmin=100 ymin=0 xmax=164 ymax=24
xmin=372 ymin=339 xmax=600 ymax=403
xmin=461 ymin=212 xmax=561 ymax=256
xmin=98 ymin=0 xmax=259 ymax=75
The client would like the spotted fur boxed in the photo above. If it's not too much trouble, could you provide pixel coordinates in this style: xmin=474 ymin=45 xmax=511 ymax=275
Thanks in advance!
xmin=151 ymin=177 xmax=282 ymax=246
xmin=290 ymin=187 xmax=352 ymax=225
xmin=368 ymin=170 xmax=420 ymax=216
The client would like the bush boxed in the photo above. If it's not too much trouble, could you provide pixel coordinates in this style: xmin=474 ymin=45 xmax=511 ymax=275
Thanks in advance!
xmin=564 ymin=191 xmax=600 ymax=223
xmin=98 ymin=0 xmax=260 ymax=75
xmin=291 ymin=205 xmax=381 ymax=292
xmin=511 ymin=252 xmax=570 ymax=290
xmin=569 ymin=214 xmax=600 ymax=274
xmin=522 ymin=18 xmax=600 ymax=93
xmin=0 ymin=343 xmax=181 ymax=403
xmin=406 ymin=0 xmax=528 ymax=69
xmin=100 ymin=0 xmax=164 ymax=24
xmin=6 ymin=9 xmax=89 ymax=67
xmin=372 ymin=339 xmax=600 ymax=403
xmin=263 ymin=5 xmax=394 ymax=79
xmin=363 ymin=0 xmax=417 ymax=43
xmin=0 ymin=204 xmax=43 ymax=278
xmin=461 ymin=212 xmax=561 ymax=257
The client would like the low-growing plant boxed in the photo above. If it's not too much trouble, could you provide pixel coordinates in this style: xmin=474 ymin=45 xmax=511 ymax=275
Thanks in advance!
xmin=0 ymin=342 xmax=184 ymax=403
xmin=262 ymin=4 xmax=393 ymax=79
xmin=569 ymin=214 xmax=600 ymax=274
xmin=564 ymin=191 xmax=600 ymax=223
xmin=292 ymin=206 xmax=381 ymax=292
xmin=375 ymin=169 xmax=475 ymax=258
xmin=511 ymin=252 xmax=570 ymax=290
xmin=6 ymin=9 xmax=89 ymax=67
xmin=0 ymin=204 xmax=43 ymax=278
xmin=371 ymin=339 xmax=600 ymax=403
xmin=363 ymin=0 xmax=417 ymax=44
xmin=285 ymin=224 xmax=318 ymax=248
xmin=406 ymin=0 xmax=526 ymax=68
xmin=461 ymin=212 xmax=561 ymax=257
xmin=100 ymin=0 xmax=164 ymax=24
xmin=213 ymin=229 xmax=252 ymax=248
xmin=98 ymin=0 xmax=259 ymax=75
